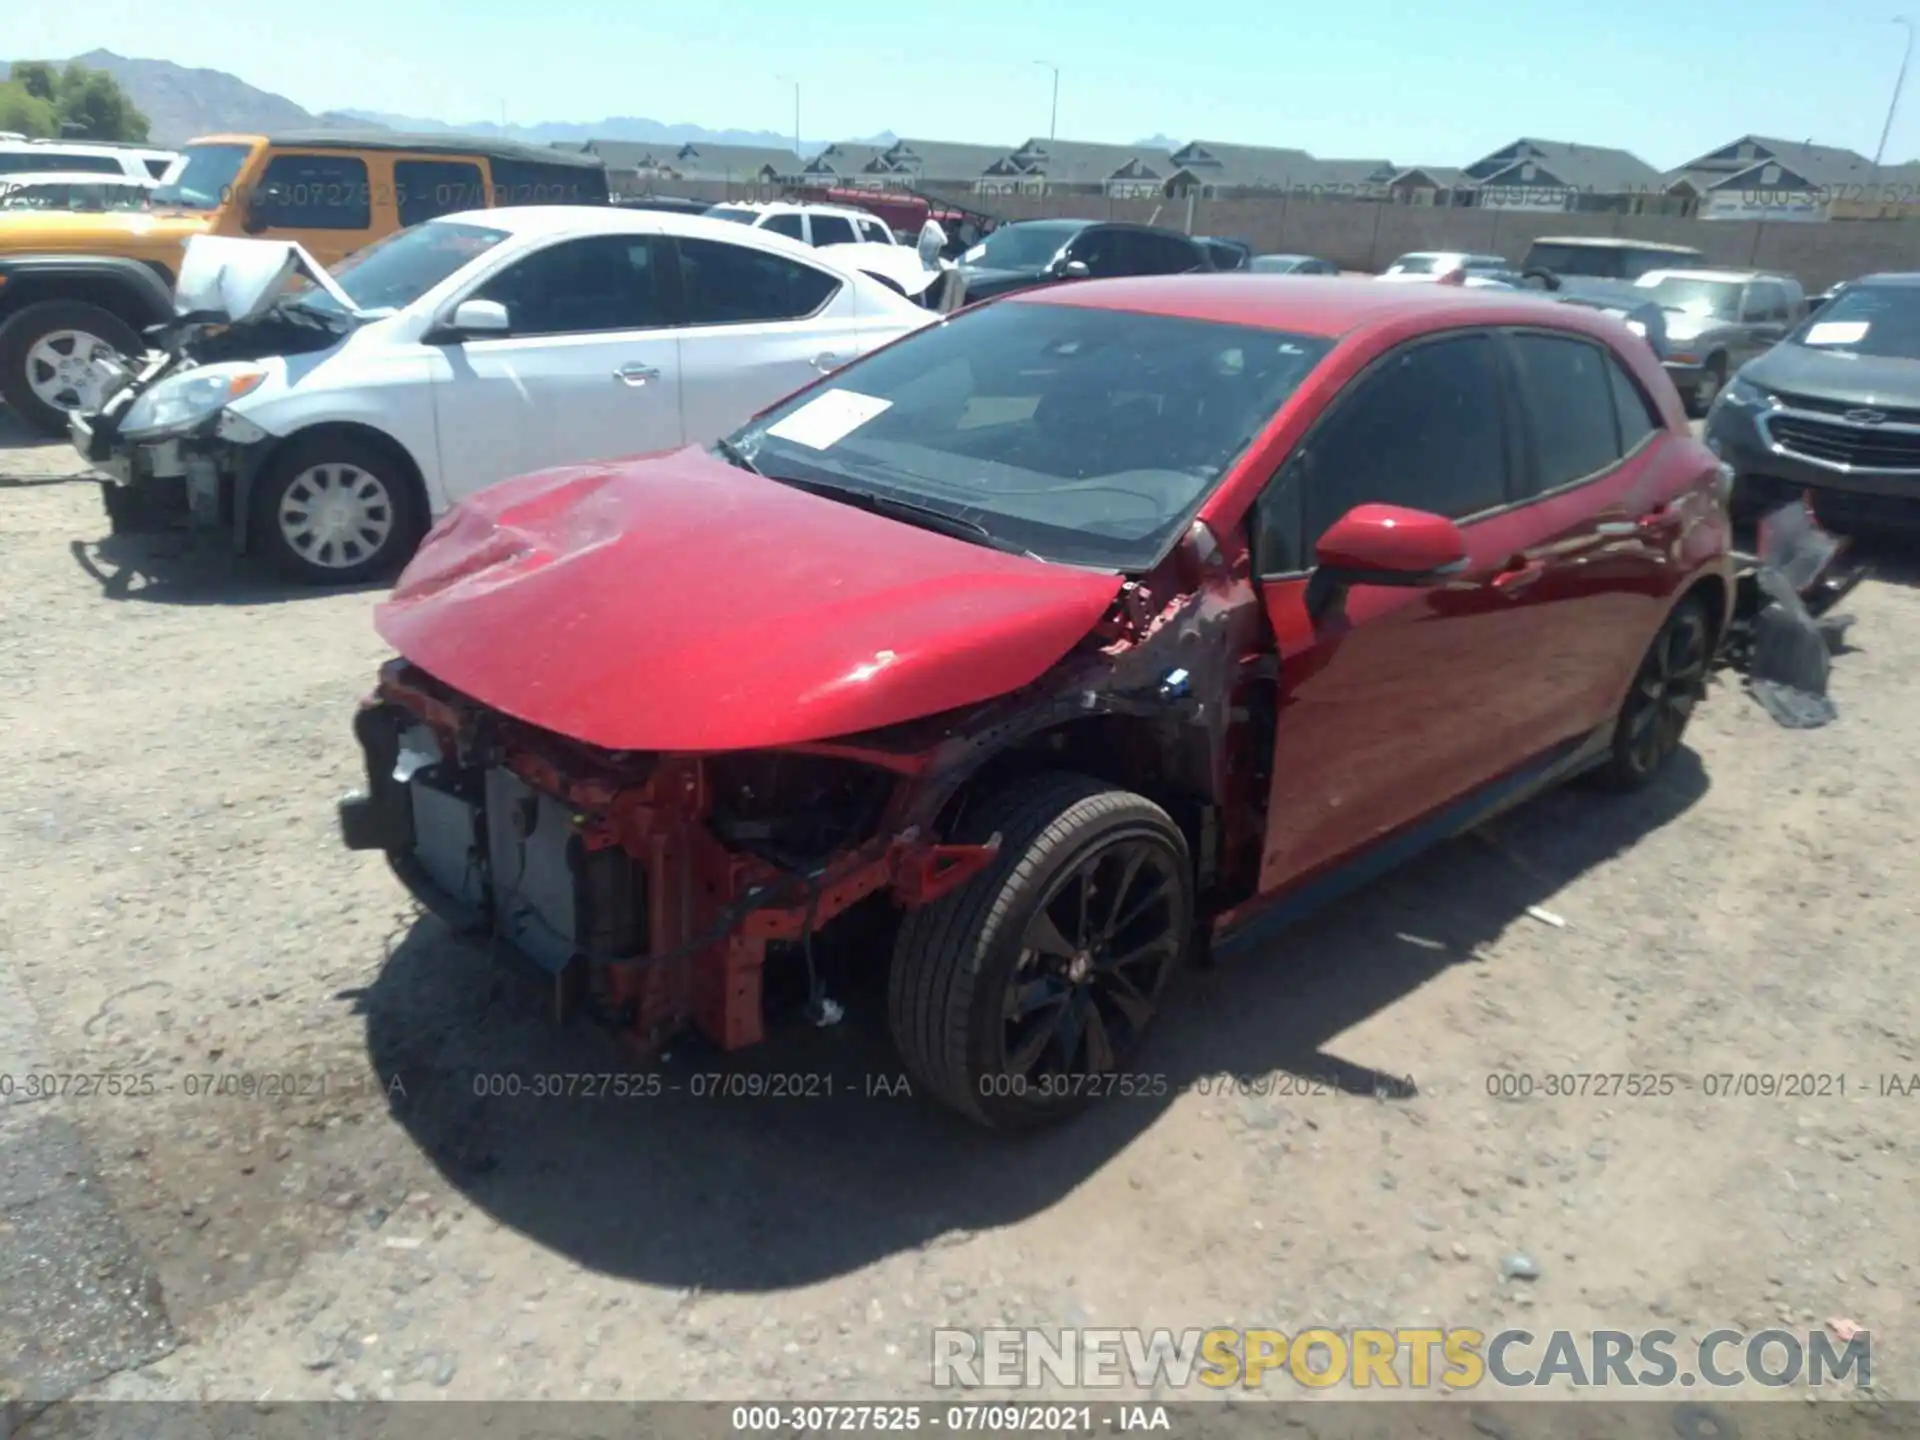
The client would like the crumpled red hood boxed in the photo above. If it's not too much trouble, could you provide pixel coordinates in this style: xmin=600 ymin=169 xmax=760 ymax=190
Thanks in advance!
xmin=375 ymin=447 xmax=1124 ymax=752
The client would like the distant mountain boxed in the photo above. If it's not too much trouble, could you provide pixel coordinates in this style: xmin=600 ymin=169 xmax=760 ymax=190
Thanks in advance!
xmin=336 ymin=109 xmax=846 ymax=156
xmin=0 ymin=49 xmax=376 ymax=147
xmin=1134 ymin=133 xmax=1183 ymax=151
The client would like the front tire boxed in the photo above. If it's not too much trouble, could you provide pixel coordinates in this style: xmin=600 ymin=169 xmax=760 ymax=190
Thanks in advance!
xmin=1691 ymin=355 xmax=1727 ymax=416
xmin=889 ymin=773 xmax=1193 ymax=1131
xmin=0 ymin=301 xmax=143 ymax=436
xmin=1593 ymin=595 xmax=1711 ymax=792
xmin=250 ymin=433 xmax=426 ymax=586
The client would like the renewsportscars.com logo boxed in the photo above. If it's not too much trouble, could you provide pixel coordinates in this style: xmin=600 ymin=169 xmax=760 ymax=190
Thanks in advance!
xmin=930 ymin=1327 xmax=1871 ymax=1391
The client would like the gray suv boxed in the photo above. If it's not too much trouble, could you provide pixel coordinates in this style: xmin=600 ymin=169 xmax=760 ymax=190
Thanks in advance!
xmin=1633 ymin=268 xmax=1807 ymax=414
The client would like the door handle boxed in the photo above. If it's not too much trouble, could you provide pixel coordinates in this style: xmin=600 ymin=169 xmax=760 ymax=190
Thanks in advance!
xmin=1490 ymin=558 xmax=1546 ymax=594
xmin=1595 ymin=520 xmax=1637 ymax=536
xmin=810 ymin=352 xmax=843 ymax=372
xmin=614 ymin=363 xmax=660 ymax=385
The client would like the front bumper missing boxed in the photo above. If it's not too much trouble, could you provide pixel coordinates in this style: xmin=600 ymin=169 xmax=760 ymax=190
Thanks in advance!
xmin=338 ymin=665 xmax=999 ymax=1057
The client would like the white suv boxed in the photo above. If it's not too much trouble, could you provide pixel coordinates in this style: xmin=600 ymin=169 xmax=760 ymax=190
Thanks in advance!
xmin=76 ymin=206 xmax=937 ymax=584
xmin=705 ymin=200 xmax=901 ymax=247
xmin=0 ymin=138 xmax=178 ymax=183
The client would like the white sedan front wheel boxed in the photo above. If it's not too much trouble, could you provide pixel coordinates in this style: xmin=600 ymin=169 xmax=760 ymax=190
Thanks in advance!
xmin=252 ymin=434 xmax=426 ymax=586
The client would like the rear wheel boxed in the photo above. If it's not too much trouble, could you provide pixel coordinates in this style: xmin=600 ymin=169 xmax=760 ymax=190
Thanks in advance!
xmin=250 ymin=433 xmax=426 ymax=586
xmin=0 ymin=301 xmax=143 ymax=436
xmin=1594 ymin=595 xmax=1712 ymax=791
xmin=889 ymin=773 xmax=1193 ymax=1130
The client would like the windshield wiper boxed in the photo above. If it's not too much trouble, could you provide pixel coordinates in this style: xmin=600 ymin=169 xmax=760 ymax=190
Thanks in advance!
xmin=713 ymin=436 xmax=761 ymax=474
xmin=770 ymin=472 xmax=1033 ymax=556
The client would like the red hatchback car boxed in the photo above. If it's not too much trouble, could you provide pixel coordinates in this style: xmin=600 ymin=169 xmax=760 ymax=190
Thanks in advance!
xmin=339 ymin=276 xmax=1733 ymax=1130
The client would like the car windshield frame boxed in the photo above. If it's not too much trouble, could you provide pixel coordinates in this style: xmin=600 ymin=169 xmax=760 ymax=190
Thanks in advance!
xmin=1641 ymin=276 xmax=1742 ymax=321
xmin=149 ymin=141 xmax=253 ymax=213
xmin=283 ymin=219 xmax=512 ymax=317
xmin=969 ymin=221 xmax=1090 ymax=271
xmin=724 ymin=300 xmax=1334 ymax=572
xmin=1784 ymin=282 xmax=1920 ymax=358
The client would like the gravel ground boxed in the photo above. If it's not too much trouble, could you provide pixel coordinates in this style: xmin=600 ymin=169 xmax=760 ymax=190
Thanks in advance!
xmin=2 ymin=411 xmax=1918 ymax=1414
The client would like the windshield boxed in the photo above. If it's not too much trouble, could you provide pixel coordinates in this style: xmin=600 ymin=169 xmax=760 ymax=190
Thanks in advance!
xmin=291 ymin=220 xmax=510 ymax=315
xmin=150 ymin=142 xmax=252 ymax=212
xmin=1786 ymin=284 xmax=1920 ymax=358
xmin=705 ymin=206 xmax=758 ymax=225
xmin=1387 ymin=255 xmax=1441 ymax=275
xmin=1641 ymin=277 xmax=1741 ymax=321
xmin=969 ymin=222 xmax=1088 ymax=270
xmin=728 ymin=300 xmax=1332 ymax=569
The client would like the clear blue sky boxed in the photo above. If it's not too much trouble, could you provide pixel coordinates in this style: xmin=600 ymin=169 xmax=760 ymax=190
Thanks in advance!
xmin=16 ymin=0 xmax=1920 ymax=169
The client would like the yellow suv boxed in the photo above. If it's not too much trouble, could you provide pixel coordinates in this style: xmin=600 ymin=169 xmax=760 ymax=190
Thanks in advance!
xmin=0 ymin=129 xmax=609 ymax=432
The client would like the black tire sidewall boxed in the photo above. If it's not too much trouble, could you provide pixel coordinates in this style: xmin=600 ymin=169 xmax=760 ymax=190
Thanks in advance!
xmin=1602 ymin=594 xmax=1710 ymax=790
xmin=251 ymin=434 xmax=425 ymax=586
xmin=0 ymin=301 xmax=143 ymax=436
xmin=963 ymin=811 xmax=1192 ymax=1130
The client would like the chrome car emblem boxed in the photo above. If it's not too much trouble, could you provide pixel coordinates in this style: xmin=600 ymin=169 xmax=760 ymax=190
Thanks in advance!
xmin=1845 ymin=408 xmax=1888 ymax=425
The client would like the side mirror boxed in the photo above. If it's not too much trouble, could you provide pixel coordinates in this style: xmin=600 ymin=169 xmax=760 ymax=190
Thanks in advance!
xmin=241 ymin=199 xmax=268 ymax=235
xmin=1060 ymin=259 xmax=1091 ymax=280
xmin=443 ymin=298 xmax=510 ymax=339
xmin=1305 ymin=503 xmax=1468 ymax=617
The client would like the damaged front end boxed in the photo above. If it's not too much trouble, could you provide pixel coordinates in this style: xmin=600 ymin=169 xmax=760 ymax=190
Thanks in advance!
xmin=339 ymin=660 xmax=1004 ymax=1054
xmin=1725 ymin=498 xmax=1870 ymax=728
xmin=72 ymin=236 xmax=357 ymax=545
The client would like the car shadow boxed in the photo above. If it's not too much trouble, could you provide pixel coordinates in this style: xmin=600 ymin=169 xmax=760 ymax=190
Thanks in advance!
xmin=1845 ymin=534 xmax=1920 ymax=590
xmin=67 ymin=534 xmax=387 ymax=607
xmin=349 ymin=746 xmax=1709 ymax=1292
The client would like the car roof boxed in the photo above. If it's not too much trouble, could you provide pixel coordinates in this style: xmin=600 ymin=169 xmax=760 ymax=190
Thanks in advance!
xmin=709 ymin=200 xmax=875 ymax=217
xmin=1530 ymin=235 xmax=1703 ymax=252
xmin=1844 ymin=272 xmax=1920 ymax=287
xmin=0 ymin=170 xmax=156 ymax=185
xmin=1009 ymin=274 xmax=1637 ymax=341
xmin=429 ymin=204 xmax=908 ymax=269
xmin=184 ymin=131 xmax=604 ymax=170
xmin=1639 ymin=267 xmax=1777 ymax=284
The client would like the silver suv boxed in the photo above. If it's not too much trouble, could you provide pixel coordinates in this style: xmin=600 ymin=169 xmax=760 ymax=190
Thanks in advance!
xmin=1633 ymin=268 xmax=1807 ymax=414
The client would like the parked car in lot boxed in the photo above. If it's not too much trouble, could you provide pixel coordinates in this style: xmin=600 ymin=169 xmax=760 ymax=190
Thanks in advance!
xmin=1521 ymin=236 xmax=1706 ymax=282
xmin=1807 ymin=281 xmax=1848 ymax=316
xmin=72 ymin=208 xmax=937 ymax=584
xmin=0 ymin=130 xmax=609 ymax=434
xmin=0 ymin=137 xmax=176 ymax=182
xmin=1376 ymin=251 xmax=1508 ymax=282
xmin=0 ymin=171 xmax=156 ymax=213
xmin=338 ymin=276 xmax=1733 ymax=1131
xmin=1707 ymin=272 xmax=1920 ymax=533
xmin=1455 ymin=269 xmax=1673 ymax=362
xmin=1196 ymin=236 xmax=1254 ymax=270
xmin=703 ymin=199 xmax=958 ymax=305
xmin=955 ymin=219 xmax=1212 ymax=299
xmin=1249 ymin=253 xmax=1339 ymax=275
xmin=1634 ymin=268 xmax=1805 ymax=413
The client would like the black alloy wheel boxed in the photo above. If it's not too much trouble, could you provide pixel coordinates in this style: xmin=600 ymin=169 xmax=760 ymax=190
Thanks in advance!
xmin=1596 ymin=595 xmax=1711 ymax=790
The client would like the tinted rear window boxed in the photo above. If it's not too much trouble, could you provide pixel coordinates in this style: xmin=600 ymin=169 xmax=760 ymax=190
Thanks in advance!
xmin=488 ymin=157 xmax=607 ymax=206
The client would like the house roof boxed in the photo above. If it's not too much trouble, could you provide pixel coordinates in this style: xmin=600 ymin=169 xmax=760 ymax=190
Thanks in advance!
xmin=1166 ymin=140 xmax=1318 ymax=187
xmin=1701 ymin=143 xmax=1885 ymax=192
xmin=660 ymin=141 xmax=803 ymax=180
xmin=884 ymin=139 xmax=1013 ymax=183
xmin=807 ymin=143 xmax=900 ymax=178
xmin=1300 ymin=157 xmax=1398 ymax=190
xmin=1390 ymin=165 xmax=1470 ymax=188
xmin=1673 ymin=135 xmax=1873 ymax=181
xmin=1007 ymin=138 xmax=1175 ymax=184
xmin=1467 ymin=138 xmax=1662 ymax=193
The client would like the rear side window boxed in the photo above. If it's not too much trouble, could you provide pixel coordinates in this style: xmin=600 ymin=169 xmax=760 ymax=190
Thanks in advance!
xmin=252 ymin=154 xmax=370 ymax=229
xmin=856 ymin=217 xmax=891 ymax=244
xmin=396 ymin=160 xmax=487 ymax=226
xmin=143 ymin=157 xmax=171 ymax=178
xmin=1126 ymin=230 xmax=1205 ymax=274
xmin=0 ymin=151 xmax=121 ymax=175
xmin=761 ymin=212 xmax=806 ymax=241
xmin=809 ymin=214 xmax=858 ymax=246
xmin=1301 ymin=333 xmax=1508 ymax=546
xmin=675 ymin=237 xmax=839 ymax=324
xmin=1608 ymin=354 xmax=1663 ymax=449
xmin=488 ymin=157 xmax=606 ymax=206
xmin=1506 ymin=332 xmax=1620 ymax=493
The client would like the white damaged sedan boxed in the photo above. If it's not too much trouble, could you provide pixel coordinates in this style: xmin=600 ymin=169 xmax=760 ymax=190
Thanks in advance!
xmin=72 ymin=207 xmax=939 ymax=584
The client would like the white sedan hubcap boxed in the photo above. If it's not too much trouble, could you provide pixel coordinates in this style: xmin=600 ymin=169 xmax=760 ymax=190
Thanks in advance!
xmin=279 ymin=464 xmax=395 ymax=571
xmin=25 ymin=329 xmax=118 ymax=413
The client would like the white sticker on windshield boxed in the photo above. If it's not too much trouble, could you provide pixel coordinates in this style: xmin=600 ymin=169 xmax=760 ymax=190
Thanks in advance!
xmin=1805 ymin=321 xmax=1869 ymax=345
xmin=765 ymin=389 xmax=893 ymax=450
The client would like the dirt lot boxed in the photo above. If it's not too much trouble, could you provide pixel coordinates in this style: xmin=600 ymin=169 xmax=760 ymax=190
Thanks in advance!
xmin=2 ymin=413 xmax=1918 ymax=1412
